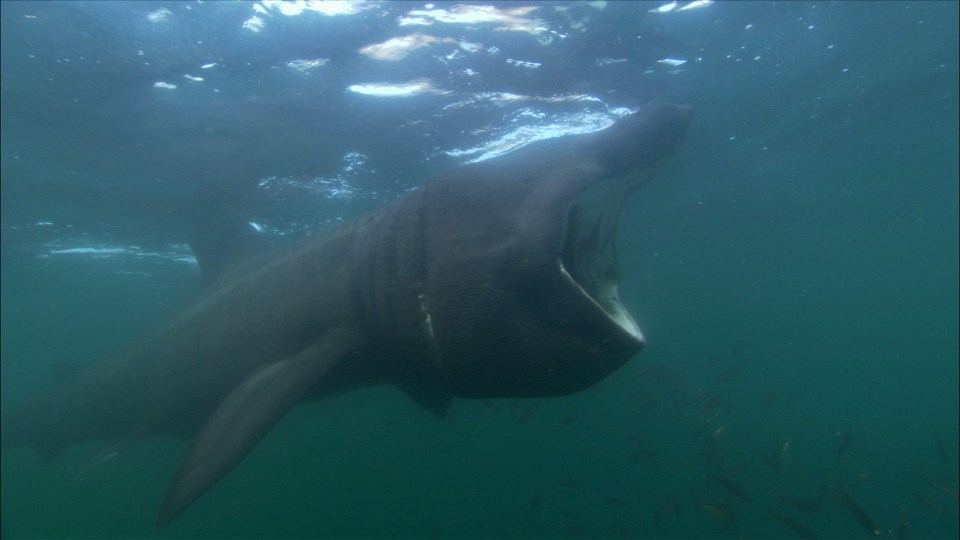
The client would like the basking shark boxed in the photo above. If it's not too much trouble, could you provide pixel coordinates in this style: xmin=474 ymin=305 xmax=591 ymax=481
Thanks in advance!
xmin=1 ymin=103 xmax=692 ymax=526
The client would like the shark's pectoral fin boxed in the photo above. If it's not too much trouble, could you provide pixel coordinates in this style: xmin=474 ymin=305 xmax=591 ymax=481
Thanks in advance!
xmin=157 ymin=327 xmax=358 ymax=527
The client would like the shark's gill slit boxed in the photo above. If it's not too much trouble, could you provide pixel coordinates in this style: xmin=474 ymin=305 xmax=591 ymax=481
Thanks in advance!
xmin=561 ymin=175 xmax=644 ymax=342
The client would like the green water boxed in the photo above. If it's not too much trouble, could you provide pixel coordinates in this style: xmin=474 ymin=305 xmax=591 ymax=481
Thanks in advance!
xmin=1 ymin=1 xmax=957 ymax=538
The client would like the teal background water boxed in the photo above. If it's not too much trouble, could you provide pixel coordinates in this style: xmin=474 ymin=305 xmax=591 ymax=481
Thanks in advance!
xmin=1 ymin=1 xmax=957 ymax=538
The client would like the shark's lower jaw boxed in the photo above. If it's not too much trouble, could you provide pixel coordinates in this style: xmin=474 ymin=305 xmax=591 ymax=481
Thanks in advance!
xmin=560 ymin=171 xmax=651 ymax=345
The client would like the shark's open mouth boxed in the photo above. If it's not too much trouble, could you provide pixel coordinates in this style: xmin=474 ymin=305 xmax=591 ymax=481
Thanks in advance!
xmin=560 ymin=173 xmax=648 ymax=344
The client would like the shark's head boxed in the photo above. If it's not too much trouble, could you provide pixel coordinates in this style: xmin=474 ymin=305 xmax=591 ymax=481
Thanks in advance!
xmin=417 ymin=104 xmax=692 ymax=398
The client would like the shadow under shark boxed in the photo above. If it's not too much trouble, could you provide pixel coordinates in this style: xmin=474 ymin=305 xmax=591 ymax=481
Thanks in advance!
xmin=1 ymin=103 xmax=692 ymax=526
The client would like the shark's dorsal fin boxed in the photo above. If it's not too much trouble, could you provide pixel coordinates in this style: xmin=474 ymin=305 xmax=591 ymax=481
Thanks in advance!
xmin=187 ymin=186 xmax=271 ymax=287
xmin=157 ymin=327 xmax=359 ymax=526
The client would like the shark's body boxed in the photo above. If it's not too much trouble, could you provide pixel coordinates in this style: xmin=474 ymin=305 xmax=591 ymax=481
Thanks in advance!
xmin=2 ymin=104 xmax=692 ymax=525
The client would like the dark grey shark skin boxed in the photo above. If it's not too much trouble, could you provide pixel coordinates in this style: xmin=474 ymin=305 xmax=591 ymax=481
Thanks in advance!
xmin=1 ymin=103 xmax=691 ymax=527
